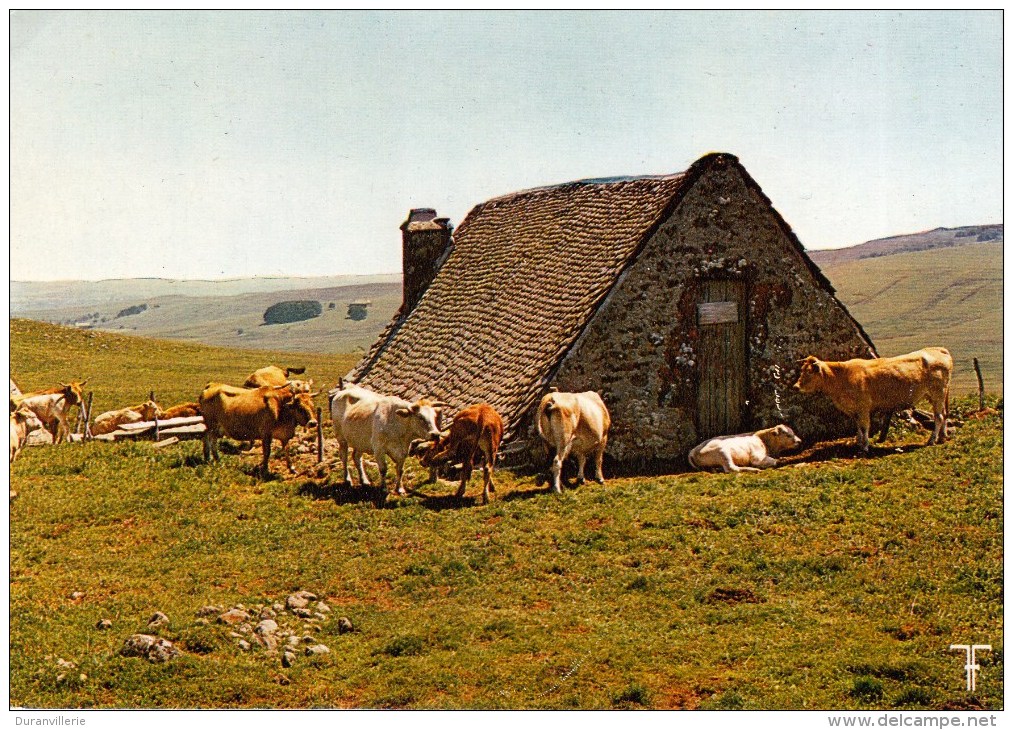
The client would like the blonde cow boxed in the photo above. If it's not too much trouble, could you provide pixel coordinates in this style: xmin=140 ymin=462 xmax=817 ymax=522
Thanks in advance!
xmin=688 ymin=424 xmax=802 ymax=473
xmin=794 ymin=347 xmax=953 ymax=452
xmin=536 ymin=390 xmax=611 ymax=494
xmin=91 ymin=400 xmax=163 ymax=436
xmin=10 ymin=406 xmax=45 ymax=463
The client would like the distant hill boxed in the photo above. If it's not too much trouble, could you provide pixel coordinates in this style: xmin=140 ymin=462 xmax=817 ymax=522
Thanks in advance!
xmin=814 ymin=238 xmax=1002 ymax=395
xmin=11 ymin=279 xmax=402 ymax=355
xmin=10 ymin=274 xmax=400 ymax=312
xmin=808 ymin=224 xmax=1002 ymax=267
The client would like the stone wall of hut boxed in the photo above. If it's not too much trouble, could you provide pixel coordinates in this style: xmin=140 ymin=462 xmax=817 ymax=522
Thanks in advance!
xmin=523 ymin=159 xmax=875 ymax=466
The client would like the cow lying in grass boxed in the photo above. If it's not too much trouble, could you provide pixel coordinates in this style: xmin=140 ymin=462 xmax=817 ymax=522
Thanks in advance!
xmin=160 ymin=402 xmax=202 ymax=419
xmin=688 ymin=424 xmax=802 ymax=473
xmin=793 ymin=347 xmax=953 ymax=452
xmin=244 ymin=365 xmax=313 ymax=394
xmin=91 ymin=400 xmax=163 ymax=436
xmin=413 ymin=404 xmax=503 ymax=504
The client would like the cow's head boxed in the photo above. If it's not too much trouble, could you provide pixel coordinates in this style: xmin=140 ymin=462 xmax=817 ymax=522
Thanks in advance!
xmin=137 ymin=400 xmax=162 ymax=421
xmin=287 ymin=378 xmax=313 ymax=394
xmin=12 ymin=406 xmax=44 ymax=434
xmin=395 ymin=399 xmax=444 ymax=442
xmin=793 ymin=357 xmax=827 ymax=394
xmin=283 ymin=390 xmax=319 ymax=430
xmin=758 ymin=424 xmax=803 ymax=454
xmin=411 ymin=429 xmax=452 ymax=467
xmin=61 ymin=381 xmax=87 ymax=406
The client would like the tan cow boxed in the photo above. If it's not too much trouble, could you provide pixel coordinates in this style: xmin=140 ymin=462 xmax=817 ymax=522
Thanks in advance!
xmin=16 ymin=381 xmax=87 ymax=444
xmin=160 ymin=402 xmax=202 ymax=420
xmin=199 ymin=383 xmax=319 ymax=477
xmin=91 ymin=400 xmax=163 ymax=436
xmin=244 ymin=366 xmax=313 ymax=394
xmin=415 ymin=404 xmax=503 ymax=504
xmin=10 ymin=406 xmax=45 ymax=463
xmin=536 ymin=390 xmax=610 ymax=494
xmin=329 ymin=382 xmax=443 ymax=498
xmin=688 ymin=424 xmax=802 ymax=473
xmin=793 ymin=347 xmax=953 ymax=452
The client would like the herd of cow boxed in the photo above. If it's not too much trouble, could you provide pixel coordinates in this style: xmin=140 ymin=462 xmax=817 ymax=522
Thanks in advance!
xmin=10 ymin=347 xmax=954 ymax=503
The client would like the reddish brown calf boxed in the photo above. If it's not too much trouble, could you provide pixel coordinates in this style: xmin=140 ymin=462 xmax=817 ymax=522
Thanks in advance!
xmin=418 ymin=404 xmax=503 ymax=504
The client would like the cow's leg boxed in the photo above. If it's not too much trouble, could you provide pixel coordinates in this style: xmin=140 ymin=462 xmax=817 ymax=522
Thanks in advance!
xmin=550 ymin=440 xmax=574 ymax=495
xmin=855 ymin=413 xmax=871 ymax=453
xmin=757 ymin=456 xmax=778 ymax=469
xmin=575 ymin=452 xmax=587 ymax=485
xmin=353 ymin=450 xmax=371 ymax=487
xmin=928 ymin=390 xmax=947 ymax=445
xmin=875 ymin=411 xmax=893 ymax=442
xmin=393 ymin=457 xmax=408 ymax=496
xmin=593 ymin=439 xmax=606 ymax=484
xmin=281 ymin=438 xmax=295 ymax=473
xmin=338 ymin=439 xmax=352 ymax=486
xmin=260 ymin=436 xmax=272 ymax=477
xmin=455 ymin=458 xmax=474 ymax=499
xmin=482 ymin=441 xmax=496 ymax=502
xmin=374 ymin=448 xmax=389 ymax=493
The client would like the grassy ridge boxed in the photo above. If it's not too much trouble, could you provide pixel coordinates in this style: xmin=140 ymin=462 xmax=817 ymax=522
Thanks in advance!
xmin=8 ymin=321 xmax=1004 ymax=709
xmin=10 ymin=319 xmax=359 ymax=414
xmin=820 ymin=242 xmax=1002 ymax=395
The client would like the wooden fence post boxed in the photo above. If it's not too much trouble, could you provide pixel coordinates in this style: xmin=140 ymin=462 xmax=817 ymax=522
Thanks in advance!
xmin=973 ymin=358 xmax=985 ymax=411
xmin=82 ymin=392 xmax=94 ymax=441
xmin=316 ymin=407 xmax=324 ymax=463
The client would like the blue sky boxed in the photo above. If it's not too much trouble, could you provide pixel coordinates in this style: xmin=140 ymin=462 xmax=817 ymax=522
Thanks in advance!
xmin=9 ymin=10 xmax=1003 ymax=281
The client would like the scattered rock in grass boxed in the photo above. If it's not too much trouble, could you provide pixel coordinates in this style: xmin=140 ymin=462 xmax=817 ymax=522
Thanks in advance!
xmin=273 ymin=602 xmax=285 ymax=613
xmin=305 ymin=644 xmax=330 ymax=656
xmin=292 ymin=608 xmax=313 ymax=619
xmin=255 ymin=619 xmax=278 ymax=636
xmin=120 ymin=634 xmax=179 ymax=663
xmin=56 ymin=658 xmax=77 ymax=670
xmin=237 ymin=639 xmax=251 ymax=651
xmin=287 ymin=636 xmax=300 ymax=648
xmin=147 ymin=612 xmax=170 ymax=628
xmin=194 ymin=618 xmax=209 ymax=626
xmin=10 ymin=490 xmax=17 ymax=500
xmin=313 ymin=612 xmax=327 ymax=620
xmin=282 ymin=651 xmax=297 ymax=668
xmin=70 ymin=591 xmax=85 ymax=601
xmin=79 ymin=674 xmax=87 ymax=682
xmin=96 ymin=619 xmax=113 ymax=630
xmin=229 ymin=631 xmax=242 ymax=639
xmin=196 ymin=605 xmax=223 ymax=617
xmin=237 ymin=623 xmax=252 ymax=635
xmin=286 ymin=591 xmax=317 ymax=610
xmin=260 ymin=608 xmax=276 ymax=620
xmin=338 ymin=617 xmax=354 ymax=634
xmin=272 ymin=672 xmax=291 ymax=686
xmin=235 ymin=604 xmax=246 ymax=611
xmin=218 ymin=608 xmax=250 ymax=625
xmin=302 ymin=635 xmax=315 ymax=644
xmin=315 ymin=601 xmax=331 ymax=613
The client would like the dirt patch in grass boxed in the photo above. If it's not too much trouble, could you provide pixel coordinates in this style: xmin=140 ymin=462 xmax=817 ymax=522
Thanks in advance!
xmin=705 ymin=587 xmax=762 ymax=604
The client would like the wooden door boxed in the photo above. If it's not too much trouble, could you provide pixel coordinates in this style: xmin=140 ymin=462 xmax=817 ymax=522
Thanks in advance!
xmin=696 ymin=279 xmax=747 ymax=437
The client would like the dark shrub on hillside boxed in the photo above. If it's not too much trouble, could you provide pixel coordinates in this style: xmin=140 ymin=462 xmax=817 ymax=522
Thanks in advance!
xmin=262 ymin=300 xmax=322 ymax=325
xmin=115 ymin=303 xmax=148 ymax=318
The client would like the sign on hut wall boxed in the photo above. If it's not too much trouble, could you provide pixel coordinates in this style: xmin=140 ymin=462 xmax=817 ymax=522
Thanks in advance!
xmin=697 ymin=301 xmax=739 ymax=325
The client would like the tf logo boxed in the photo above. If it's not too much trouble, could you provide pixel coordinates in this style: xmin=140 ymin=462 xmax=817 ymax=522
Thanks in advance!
xmin=949 ymin=644 xmax=991 ymax=692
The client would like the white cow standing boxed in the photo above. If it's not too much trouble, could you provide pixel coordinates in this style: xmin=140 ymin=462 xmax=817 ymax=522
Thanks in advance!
xmin=329 ymin=382 xmax=443 ymax=498
xmin=536 ymin=390 xmax=611 ymax=494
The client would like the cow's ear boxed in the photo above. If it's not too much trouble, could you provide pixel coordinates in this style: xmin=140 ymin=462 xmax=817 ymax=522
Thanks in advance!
xmin=395 ymin=407 xmax=411 ymax=417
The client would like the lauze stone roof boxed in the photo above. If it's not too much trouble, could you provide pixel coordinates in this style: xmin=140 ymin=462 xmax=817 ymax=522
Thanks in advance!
xmin=353 ymin=172 xmax=691 ymax=438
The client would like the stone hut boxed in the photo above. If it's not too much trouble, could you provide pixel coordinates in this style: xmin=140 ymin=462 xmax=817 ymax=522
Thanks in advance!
xmin=350 ymin=152 xmax=876 ymax=468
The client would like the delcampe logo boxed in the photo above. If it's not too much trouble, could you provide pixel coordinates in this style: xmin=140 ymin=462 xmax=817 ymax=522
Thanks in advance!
xmin=949 ymin=644 xmax=991 ymax=692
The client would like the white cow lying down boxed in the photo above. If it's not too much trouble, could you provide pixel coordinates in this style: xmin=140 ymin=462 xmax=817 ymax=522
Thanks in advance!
xmin=688 ymin=424 xmax=802 ymax=473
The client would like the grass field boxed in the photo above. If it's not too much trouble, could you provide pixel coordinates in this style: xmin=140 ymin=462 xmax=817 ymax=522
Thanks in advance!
xmin=819 ymin=242 xmax=1002 ymax=395
xmin=8 ymin=320 xmax=1004 ymax=709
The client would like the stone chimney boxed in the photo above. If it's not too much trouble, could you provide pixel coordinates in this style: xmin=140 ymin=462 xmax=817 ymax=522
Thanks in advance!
xmin=400 ymin=208 xmax=453 ymax=313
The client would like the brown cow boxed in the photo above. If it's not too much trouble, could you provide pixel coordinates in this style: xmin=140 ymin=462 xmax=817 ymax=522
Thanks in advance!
xmin=16 ymin=381 xmax=87 ymax=444
xmin=199 ymin=383 xmax=319 ymax=477
xmin=415 ymin=404 xmax=503 ymax=504
xmin=91 ymin=400 xmax=163 ymax=436
xmin=793 ymin=347 xmax=953 ymax=452
xmin=244 ymin=366 xmax=312 ymax=394
xmin=160 ymin=402 xmax=202 ymax=420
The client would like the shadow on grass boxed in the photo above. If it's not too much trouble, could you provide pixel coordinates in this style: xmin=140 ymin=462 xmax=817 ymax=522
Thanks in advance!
xmin=297 ymin=480 xmax=386 ymax=507
xmin=780 ymin=438 xmax=929 ymax=465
